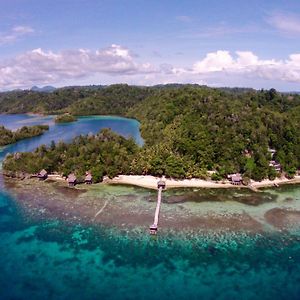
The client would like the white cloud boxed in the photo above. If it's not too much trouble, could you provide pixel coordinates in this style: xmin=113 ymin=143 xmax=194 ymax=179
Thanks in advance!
xmin=193 ymin=50 xmax=234 ymax=72
xmin=12 ymin=26 xmax=34 ymax=34
xmin=192 ymin=50 xmax=300 ymax=84
xmin=0 ymin=45 xmax=156 ymax=89
xmin=0 ymin=26 xmax=34 ymax=45
xmin=1 ymin=45 xmax=300 ymax=90
xmin=267 ymin=12 xmax=300 ymax=35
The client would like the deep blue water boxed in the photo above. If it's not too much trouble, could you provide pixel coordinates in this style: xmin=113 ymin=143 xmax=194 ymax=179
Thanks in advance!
xmin=0 ymin=114 xmax=300 ymax=299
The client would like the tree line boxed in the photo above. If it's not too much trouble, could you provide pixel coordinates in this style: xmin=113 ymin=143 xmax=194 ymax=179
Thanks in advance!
xmin=0 ymin=125 xmax=49 ymax=146
xmin=2 ymin=85 xmax=300 ymax=181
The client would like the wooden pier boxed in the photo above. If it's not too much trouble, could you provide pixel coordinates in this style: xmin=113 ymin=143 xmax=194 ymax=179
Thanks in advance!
xmin=149 ymin=179 xmax=166 ymax=235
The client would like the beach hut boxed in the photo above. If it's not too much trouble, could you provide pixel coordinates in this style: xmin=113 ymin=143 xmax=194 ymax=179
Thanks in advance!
xmin=37 ymin=169 xmax=48 ymax=180
xmin=67 ymin=173 xmax=77 ymax=186
xmin=157 ymin=179 xmax=166 ymax=189
xmin=228 ymin=173 xmax=242 ymax=185
xmin=85 ymin=172 xmax=92 ymax=184
xmin=269 ymin=161 xmax=282 ymax=172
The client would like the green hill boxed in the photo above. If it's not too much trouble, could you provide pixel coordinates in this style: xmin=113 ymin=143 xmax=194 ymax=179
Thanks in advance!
xmin=1 ymin=84 xmax=300 ymax=180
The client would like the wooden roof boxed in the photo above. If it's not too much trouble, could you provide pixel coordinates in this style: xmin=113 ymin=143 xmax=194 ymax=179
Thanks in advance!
xmin=158 ymin=180 xmax=166 ymax=187
xmin=85 ymin=174 xmax=92 ymax=181
xmin=231 ymin=174 xmax=242 ymax=182
xmin=67 ymin=173 xmax=77 ymax=183
xmin=39 ymin=169 xmax=47 ymax=176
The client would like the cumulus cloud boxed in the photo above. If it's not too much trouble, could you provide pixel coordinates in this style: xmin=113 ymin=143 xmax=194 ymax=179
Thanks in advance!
xmin=192 ymin=50 xmax=300 ymax=83
xmin=0 ymin=44 xmax=156 ymax=89
xmin=267 ymin=12 xmax=300 ymax=35
xmin=0 ymin=26 xmax=34 ymax=45
xmin=1 ymin=45 xmax=300 ymax=89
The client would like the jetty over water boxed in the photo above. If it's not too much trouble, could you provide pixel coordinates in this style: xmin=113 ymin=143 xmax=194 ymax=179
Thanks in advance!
xmin=149 ymin=179 xmax=166 ymax=235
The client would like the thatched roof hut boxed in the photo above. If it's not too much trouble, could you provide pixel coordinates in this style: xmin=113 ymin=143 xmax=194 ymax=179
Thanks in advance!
xmin=157 ymin=179 xmax=166 ymax=189
xmin=230 ymin=173 xmax=242 ymax=185
xmin=85 ymin=173 xmax=92 ymax=184
xmin=67 ymin=173 xmax=77 ymax=186
xmin=38 ymin=169 xmax=48 ymax=180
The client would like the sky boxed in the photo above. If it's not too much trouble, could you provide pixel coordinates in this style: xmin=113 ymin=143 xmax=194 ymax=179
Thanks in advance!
xmin=1 ymin=0 xmax=300 ymax=91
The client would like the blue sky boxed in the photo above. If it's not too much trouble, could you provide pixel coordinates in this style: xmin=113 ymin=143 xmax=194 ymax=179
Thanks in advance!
xmin=1 ymin=0 xmax=300 ymax=90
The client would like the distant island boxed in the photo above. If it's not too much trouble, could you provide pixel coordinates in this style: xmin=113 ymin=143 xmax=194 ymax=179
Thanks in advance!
xmin=1 ymin=84 xmax=300 ymax=183
xmin=0 ymin=125 xmax=49 ymax=146
xmin=54 ymin=113 xmax=77 ymax=123
xmin=30 ymin=85 xmax=56 ymax=93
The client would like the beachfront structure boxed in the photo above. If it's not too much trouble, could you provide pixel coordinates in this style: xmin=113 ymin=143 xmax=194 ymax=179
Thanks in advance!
xmin=150 ymin=179 xmax=166 ymax=235
xmin=85 ymin=173 xmax=92 ymax=184
xmin=157 ymin=179 xmax=166 ymax=189
xmin=228 ymin=173 xmax=242 ymax=185
xmin=269 ymin=160 xmax=282 ymax=172
xmin=268 ymin=148 xmax=276 ymax=159
xmin=67 ymin=173 xmax=77 ymax=186
xmin=37 ymin=169 xmax=48 ymax=180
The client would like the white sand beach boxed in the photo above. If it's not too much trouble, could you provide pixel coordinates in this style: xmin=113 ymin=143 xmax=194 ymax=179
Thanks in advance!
xmin=42 ymin=172 xmax=300 ymax=190
xmin=104 ymin=174 xmax=300 ymax=190
xmin=250 ymin=176 xmax=300 ymax=188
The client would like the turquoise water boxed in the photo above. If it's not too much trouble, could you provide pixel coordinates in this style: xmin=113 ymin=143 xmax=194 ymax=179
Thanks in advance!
xmin=0 ymin=114 xmax=300 ymax=299
xmin=0 ymin=114 xmax=143 ymax=161
xmin=1 ymin=190 xmax=300 ymax=300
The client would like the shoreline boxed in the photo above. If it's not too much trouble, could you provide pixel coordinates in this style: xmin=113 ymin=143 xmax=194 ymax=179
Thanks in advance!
xmin=4 ymin=176 xmax=300 ymax=234
xmin=45 ymin=174 xmax=300 ymax=190
xmin=104 ymin=174 xmax=300 ymax=190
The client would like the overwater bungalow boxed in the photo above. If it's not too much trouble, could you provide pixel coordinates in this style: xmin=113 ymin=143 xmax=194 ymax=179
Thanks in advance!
xmin=85 ymin=172 xmax=92 ymax=184
xmin=37 ymin=169 xmax=48 ymax=180
xmin=149 ymin=224 xmax=158 ymax=235
xmin=67 ymin=173 xmax=77 ymax=186
xmin=157 ymin=179 xmax=166 ymax=189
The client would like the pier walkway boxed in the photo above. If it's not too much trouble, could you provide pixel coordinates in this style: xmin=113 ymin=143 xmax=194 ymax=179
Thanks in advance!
xmin=149 ymin=179 xmax=166 ymax=235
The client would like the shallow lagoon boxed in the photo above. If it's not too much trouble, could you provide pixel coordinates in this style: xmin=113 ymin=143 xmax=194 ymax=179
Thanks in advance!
xmin=0 ymin=114 xmax=300 ymax=299
xmin=0 ymin=114 xmax=143 ymax=162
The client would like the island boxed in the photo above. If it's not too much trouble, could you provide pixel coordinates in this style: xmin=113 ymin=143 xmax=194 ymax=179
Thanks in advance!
xmin=54 ymin=113 xmax=77 ymax=123
xmin=0 ymin=124 xmax=49 ymax=146
xmin=1 ymin=84 xmax=300 ymax=186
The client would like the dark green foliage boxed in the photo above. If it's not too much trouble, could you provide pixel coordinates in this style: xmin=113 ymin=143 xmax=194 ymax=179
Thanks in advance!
xmin=268 ymin=167 xmax=278 ymax=180
xmin=0 ymin=84 xmax=153 ymax=115
xmin=55 ymin=113 xmax=77 ymax=123
xmin=211 ymin=173 xmax=222 ymax=181
xmin=2 ymin=85 xmax=300 ymax=180
xmin=128 ymin=86 xmax=300 ymax=179
xmin=0 ymin=125 xmax=49 ymax=146
xmin=3 ymin=129 xmax=138 ymax=182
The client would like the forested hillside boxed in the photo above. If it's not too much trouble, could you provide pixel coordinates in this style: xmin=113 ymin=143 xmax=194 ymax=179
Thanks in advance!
xmin=3 ymin=129 xmax=138 ymax=182
xmin=0 ymin=125 xmax=49 ymax=146
xmin=0 ymin=84 xmax=153 ymax=115
xmin=127 ymin=87 xmax=300 ymax=180
xmin=1 ymin=84 xmax=300 ymax=181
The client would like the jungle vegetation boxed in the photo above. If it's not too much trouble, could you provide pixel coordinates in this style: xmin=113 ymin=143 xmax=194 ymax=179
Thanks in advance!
xmin=0 ymin=125 xmax=49 ymax=146
xmin=55 ymin=113 xmax=77 ymax=123
xmin=2 ymin=85 xmax=300 ymax=181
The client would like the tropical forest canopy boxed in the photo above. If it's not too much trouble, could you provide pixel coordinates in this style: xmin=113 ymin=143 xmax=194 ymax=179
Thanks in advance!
xmin=1 ymin=84 xmax=300 ymax=181
xmin=0 ymin=125 xmax=49 ymax=146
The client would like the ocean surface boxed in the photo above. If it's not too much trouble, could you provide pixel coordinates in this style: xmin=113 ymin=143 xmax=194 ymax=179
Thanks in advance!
xmin=0 ymin=114 xmax=300 ymax=300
